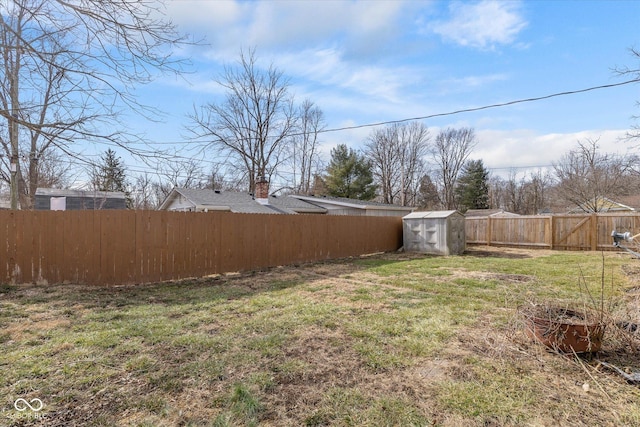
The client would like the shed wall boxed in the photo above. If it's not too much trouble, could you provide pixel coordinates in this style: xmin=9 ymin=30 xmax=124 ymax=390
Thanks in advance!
xmin=403 ymin=212 xmax=465 ymax=255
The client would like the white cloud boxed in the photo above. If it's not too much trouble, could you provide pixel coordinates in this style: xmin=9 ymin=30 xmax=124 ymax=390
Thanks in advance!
xmin=166 ymin=0 xmax=244 ymax=31
xmin=475 ymin=129 xmax=631 ymax=178
xmin=431 ymin=0 xmax=527 ymax=49
xmin=166 ymin=1 xmax=408 ymax=54
xmin=276 ymin=48 xmax=425 ymax=108
xmin=438 ymin=73 xmax=510 ymax=95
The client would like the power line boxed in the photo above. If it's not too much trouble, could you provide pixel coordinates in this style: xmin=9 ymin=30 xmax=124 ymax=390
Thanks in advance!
xmin=7 ymin=77 xmax=638 ymax=187
xmin=140 ymin=77 xmax=640 ymax=145
xmin=317 ymin=78 xmax=640 ymax=134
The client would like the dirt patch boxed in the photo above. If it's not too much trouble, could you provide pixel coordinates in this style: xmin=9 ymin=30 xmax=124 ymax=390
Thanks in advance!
xmin=465 ymin=246 xmax=539 ymax=259
xmin=4 ymin=317 xmax=71 ymax=341
xmin=451 ymin=270 xmax=536 ymax=284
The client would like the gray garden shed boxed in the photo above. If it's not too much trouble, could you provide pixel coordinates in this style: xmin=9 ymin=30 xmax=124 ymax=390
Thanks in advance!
xmin=402 ymin=210 xmax=465 ymax=255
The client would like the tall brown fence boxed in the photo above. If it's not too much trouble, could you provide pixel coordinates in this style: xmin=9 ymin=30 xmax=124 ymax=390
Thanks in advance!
xmin=0 ymin=210 xmax=403 ymax=286
xmin=466 ymin=213 xmax=640 ymax=251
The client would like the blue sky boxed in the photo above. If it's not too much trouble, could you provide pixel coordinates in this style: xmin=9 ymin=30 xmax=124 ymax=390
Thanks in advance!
xmin=120 ymin=0 xmax=640 ymax=183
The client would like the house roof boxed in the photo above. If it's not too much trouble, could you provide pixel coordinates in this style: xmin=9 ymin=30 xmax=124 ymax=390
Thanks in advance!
xmin=158 ymin=188 xmax=326 ymax=214
xmin=289 ymin=194 xmax=414 ymax=212
xmin=268 ymin=194 xmax=327 ymax=214
xmin=35 ymin=188 xmax=125 ymax=199
xmin=567 ymin=196 xmax=636 ymax=214
xmin=464 ymin=209 xmax=519 ymax=218
xmin=618 ymin=195 xmax=640 ymax=211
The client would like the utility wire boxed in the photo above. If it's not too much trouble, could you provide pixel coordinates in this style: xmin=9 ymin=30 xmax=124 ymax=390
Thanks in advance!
xmin=137 ymin=77 xmax=640 ymax=144
xmin=317 ymin=78 xmax=640 ymax=134
xmin=7 ymin=77 xmax=638 ymax=186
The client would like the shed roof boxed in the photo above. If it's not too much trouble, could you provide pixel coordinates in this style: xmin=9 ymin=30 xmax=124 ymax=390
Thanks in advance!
xmin=403 ymin=210 xmax=461 ymax=219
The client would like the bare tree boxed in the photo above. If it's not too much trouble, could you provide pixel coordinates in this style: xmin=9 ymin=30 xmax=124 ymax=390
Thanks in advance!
xmin=32 ymin=149 xmax=73 ymax=190
xmin=615 ymin=47 xmax=640 ymax=141
xmin=153 ymin=159 xmax=207 ymax=200
xmin=0 ymin=0 xmax=188 ymax=209
xmin=189 ymin=49 xmax=297 ymax=194
xmin=431 ymin=127 xmax=477 ymax=210
xmin=132 ymin=173 xmax=158 ymax=210
xmin=553 ymin=138 xmax=637 ymax=212
xmin=290 ymin=99 xmax=325 ymax=195
xmin=488 ymin=169 xmax=553 ymax=214
xmin=503 ymin=169 xmax=526 ymax=214
xmin=366 ymin=125 xmax=397 ymax=204
xmin=365 ymin=121 xmax=430 ymax=206
xmin=487 ymin=175 xmax=506 ymax=210
xmin=522 ymin=169 xmax=553 ymax=214
xmin=397 ymin=122 xmax=431 ymax=206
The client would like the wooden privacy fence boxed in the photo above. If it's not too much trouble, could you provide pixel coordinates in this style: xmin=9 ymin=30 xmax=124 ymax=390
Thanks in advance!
xmin=466 ymin=213 xmax=640 ymax=251
xmin=0 ymin=210 xmax=403 ymax=286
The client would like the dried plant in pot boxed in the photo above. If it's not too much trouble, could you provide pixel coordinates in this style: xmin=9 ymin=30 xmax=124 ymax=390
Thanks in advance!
xmin=522 ymin=303 xmax=606 ymax=354
xmin=522 ymin=258 xmax=610 ymax=354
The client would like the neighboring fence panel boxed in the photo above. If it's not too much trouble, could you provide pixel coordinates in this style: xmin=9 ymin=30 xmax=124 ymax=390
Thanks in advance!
xmin=466 ymin=213 xmax=640 ymax=251
xmin=596 ymin=214 xmax=640 ymax=251
xmin=0 ymin=210 xmax=403 ymax=286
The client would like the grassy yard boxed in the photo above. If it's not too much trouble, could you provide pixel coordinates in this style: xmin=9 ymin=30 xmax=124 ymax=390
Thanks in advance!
xmin=1 ymin=247 xmax=640 ymax=426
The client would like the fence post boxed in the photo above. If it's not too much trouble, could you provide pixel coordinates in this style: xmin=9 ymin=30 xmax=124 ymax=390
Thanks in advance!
xmin=591 ymin=213 xmax=598 ymax=251
xmin=549 ymin=215 xmax=554 ymax=250
xmin=486 ymin=216 xmax=492 ymax=246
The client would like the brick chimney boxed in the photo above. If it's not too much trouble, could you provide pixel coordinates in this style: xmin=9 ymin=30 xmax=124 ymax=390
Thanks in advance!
xmin=255 ymin=176 xmax=269 ymax=205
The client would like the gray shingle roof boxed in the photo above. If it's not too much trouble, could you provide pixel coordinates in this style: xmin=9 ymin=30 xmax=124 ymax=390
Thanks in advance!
xmin=35 ymin=188 xmax=125 ymax=199
xmin=268 ymin=195 xmax=327 ymax=213
xmin=290 ymin=194 xmax=414 ymax=211
xmin=161 ymin=188 xmax=326 ymax=214
xmin=169 ymin=188 xmax=275 ymax=214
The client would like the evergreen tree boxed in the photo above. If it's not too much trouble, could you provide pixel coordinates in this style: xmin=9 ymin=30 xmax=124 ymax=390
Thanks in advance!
xmin=92 ymin=149 xmax=132 ymax=208
xmin=417 ymin=174 xmax=440 ymax=210
xmin=455 ymin=159 xmax=490 ymax=212
xmin=324 ymin=144 xmax=377 ymax=200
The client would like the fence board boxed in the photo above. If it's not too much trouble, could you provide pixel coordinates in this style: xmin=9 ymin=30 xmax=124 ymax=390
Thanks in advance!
xmin=0 ymin=211 xmax=402 ymax=285
xmin=466 ymin=213 xmax=640 ymax=252
xmin=1 ymin=210 xmax=404 ymax=286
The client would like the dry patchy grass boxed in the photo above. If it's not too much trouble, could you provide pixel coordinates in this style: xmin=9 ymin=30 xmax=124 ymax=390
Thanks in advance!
xmin=1 ymin=247 xmax=640 ymax=426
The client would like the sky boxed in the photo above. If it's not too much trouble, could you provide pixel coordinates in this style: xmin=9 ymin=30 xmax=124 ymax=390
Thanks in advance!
xmin=119 ymin=0 xmax=640 ymax=185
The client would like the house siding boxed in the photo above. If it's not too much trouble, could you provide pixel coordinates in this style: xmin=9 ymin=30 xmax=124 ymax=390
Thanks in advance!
xmin=35 ymin=195 xmax=126 ymax=210
xmin=164 ymin=194 xmax=197 ymax=211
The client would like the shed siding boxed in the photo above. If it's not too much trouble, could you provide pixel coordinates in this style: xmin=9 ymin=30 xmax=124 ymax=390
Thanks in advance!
xmin=402 ymin=211 xmax=465 ymax=255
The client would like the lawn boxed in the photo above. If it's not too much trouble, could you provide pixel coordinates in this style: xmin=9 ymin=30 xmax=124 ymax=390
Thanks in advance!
xmin=1 ymin=246 xmax=640 ymax=426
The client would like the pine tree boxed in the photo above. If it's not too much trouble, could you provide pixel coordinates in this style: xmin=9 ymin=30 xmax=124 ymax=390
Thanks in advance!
xmin=417 ymin=174 xmax=440 ymax=210
xmin=324 ymin=144 xmax=377 ymax=200
xmin=92 ymin=149 xmax=132 ymax=208
xmin=455 ymin=159 xmax=490 ymax=212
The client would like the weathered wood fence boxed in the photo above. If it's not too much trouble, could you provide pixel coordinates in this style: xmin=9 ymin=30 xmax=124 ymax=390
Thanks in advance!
xmin=0 ymin=210 xmax=403 ymax=286
xmin=466 ymin=213 xmax=640 ymax=251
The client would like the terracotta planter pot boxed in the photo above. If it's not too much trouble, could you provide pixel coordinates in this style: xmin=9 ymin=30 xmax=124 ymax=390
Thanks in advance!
xmin=524 ymin=307 xmax=605 ymax=354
